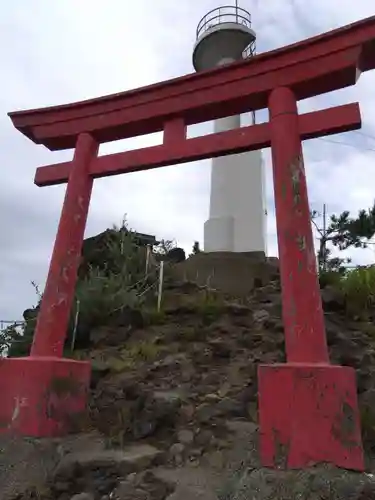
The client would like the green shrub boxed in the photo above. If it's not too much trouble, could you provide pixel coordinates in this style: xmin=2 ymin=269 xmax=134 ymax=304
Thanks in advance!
xmin=67 ymin=224 xmax=162 ymax=348
xmin=196 ymin=290 xmax=225 ymax=325
xmin=319 ymin=269 xmax=344 ymax=289
xmin=339 ymin=265 xmax=375 ymax=319
xmin=360 ymin=405 xmax=375 ymax=450
xmin=127 ymin=340 xmax=162 ymax=362
xmin=143 ymin=308 xmax=167 ymax=326
xmin=0 ymin=323 xmax=24 ymax=356
xmin=7 ymin=219 xmax=167 ymax=356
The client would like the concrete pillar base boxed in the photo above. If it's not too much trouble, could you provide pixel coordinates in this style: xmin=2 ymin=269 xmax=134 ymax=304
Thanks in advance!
xmin=204 ymin=215 xmax=234 ymax=252
xmin=258 ymin=363 xmax=364 ymax=470
xmin=0 ymin=356 xmax=91 ymax=437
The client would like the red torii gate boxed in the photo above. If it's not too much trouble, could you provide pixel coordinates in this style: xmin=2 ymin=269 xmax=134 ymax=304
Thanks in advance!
xmin=2 ymin=15 xmax=375 ymax=470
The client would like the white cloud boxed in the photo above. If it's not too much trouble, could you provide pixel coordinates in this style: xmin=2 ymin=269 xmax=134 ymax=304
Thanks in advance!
xmin=1 ymin=0 xmax=375 ymax=319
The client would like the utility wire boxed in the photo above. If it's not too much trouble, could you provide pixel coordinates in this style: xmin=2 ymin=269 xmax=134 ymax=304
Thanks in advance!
xmin=312 ymin=123 xmax=375 ymax=152
xmin=317 ymin=137 xmax=375 ymax=154
xmin=353 ymin=130 xmax=375 ymax=142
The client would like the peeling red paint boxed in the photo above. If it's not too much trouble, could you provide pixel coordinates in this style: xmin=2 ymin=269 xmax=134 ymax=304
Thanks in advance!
xmin=296 ymin=235 xmax=306 ymax=251
xmin=290 ymin=154 xmax=304 ymax=206
xmin=0 ymin=357 xmax=90 ymax=437
xmin=268 ymin=86 xmax=329 ymax=365
xmin=3 ymin=15 xmax=373 ymax=456
xmin=260 ymin=86 xmax=365 ymax=470
xmin=30 ymin=133 xmax=99 ymax=358
xmin=258 ymin=364 xmax=364 ymax=470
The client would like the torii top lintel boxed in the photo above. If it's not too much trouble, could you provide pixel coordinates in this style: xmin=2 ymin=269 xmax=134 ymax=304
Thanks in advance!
xmin=8 ymin=15 xmax=375 ymax=152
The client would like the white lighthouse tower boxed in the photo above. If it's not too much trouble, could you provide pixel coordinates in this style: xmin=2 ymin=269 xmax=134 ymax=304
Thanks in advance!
xmin=193 ymin=4 xmax=267 ymax=254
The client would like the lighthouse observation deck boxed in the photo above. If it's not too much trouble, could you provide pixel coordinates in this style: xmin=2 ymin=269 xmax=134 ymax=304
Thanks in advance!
xmin=193 ymin=5 xmax=256 ymax=71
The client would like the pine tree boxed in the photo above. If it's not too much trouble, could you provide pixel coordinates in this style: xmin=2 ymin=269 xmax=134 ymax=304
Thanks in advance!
xmin=191 ymin=241 xmax=201 ymax=255
xmin=311 ymin=201 xmax=375 ymax=272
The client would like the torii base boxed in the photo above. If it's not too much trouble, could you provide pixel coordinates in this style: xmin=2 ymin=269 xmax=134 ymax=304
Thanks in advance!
xmin=0 ymin=356 xmax=90 ymax=437
xmin=258 ymin=363 xmax=364 ymax=470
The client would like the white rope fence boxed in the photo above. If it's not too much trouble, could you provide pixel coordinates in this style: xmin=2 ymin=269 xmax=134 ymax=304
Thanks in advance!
xmin=157 ymin=260 xmax=164 ymax=312
xmin=0 ymin=320 xmax=24 ymax=331
xmin=69 ymin=251 xmax=166 ymax=351
xmin=70 ymin=299 xmax=80 ymax=352
xmin=1 ymin=249 xmax=168 ymax=353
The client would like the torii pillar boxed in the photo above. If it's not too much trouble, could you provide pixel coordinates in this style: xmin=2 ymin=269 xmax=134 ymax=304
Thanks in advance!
xmin=2 ymin=14 xmax=375 ymax=470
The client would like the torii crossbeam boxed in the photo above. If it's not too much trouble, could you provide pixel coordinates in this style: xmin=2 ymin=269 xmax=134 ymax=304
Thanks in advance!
xmin=2 ymin=14 xmax=375 ymax=471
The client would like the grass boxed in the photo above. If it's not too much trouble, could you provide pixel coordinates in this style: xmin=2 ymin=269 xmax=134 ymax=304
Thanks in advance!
xmin=360 ymin=405 xmax=375 ymax=449
xmin=319 ymin=265 xmax=375 ymax=320
xmin=339 ymin=266 xmax=375 ymax=319
xmin=319 ymin=269 xmax=344 ymax=289
xmin=355 ymin=321 xmax=375 ymax=338
xmin=89 ymin=338 xmax=162 ymax=374
xmin=144 ymin=308 xmax=167 ymax=326
xmin=126 ymin=340 xmax=162 ymax=362
xmin=195 ymin=289 xmax=225 ymax=325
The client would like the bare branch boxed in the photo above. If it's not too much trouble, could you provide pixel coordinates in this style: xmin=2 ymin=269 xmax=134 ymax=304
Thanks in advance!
xmin=311 ymin=217 xmax=324 ymax=237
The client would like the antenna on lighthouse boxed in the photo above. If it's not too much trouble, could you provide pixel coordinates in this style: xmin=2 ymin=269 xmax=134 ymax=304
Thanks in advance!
xmin=235 ymin=0 xmax=239 ymax=22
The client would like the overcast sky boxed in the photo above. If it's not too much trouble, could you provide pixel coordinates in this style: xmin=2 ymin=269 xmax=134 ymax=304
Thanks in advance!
xmin=1 ymin=0 xmax=375 ymax=321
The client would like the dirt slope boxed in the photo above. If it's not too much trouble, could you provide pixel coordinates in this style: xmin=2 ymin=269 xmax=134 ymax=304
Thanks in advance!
xmin=3 ymin=277 xmax=375 ymax=499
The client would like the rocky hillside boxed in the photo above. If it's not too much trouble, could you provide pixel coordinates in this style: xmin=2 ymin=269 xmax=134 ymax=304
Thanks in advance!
xmin=4 ymin=272 xmax=375 ymax=500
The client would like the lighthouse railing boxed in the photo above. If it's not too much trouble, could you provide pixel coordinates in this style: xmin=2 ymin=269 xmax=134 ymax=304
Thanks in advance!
xmin=196 ymin=5 xmax=252 ymax=40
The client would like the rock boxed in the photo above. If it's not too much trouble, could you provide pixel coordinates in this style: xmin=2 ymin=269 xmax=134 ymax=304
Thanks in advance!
xmin=225 ymin=303 xmax=252 ymax=316
xmin=126 ymin=472 xmax=138 ymax=483
xmin=205 ymin=393 xmax=221 ymax=402
xmin=132 ymin=420 xmax=157 ymax=440
xmin=153 ymin=390 xmax=183 ymax=405
xmin=195 ymin=429 xmax=214 ymax=447
xmin=132 ymin=391 xmax=181 ymax=440
xmin=217 ymin=466 xmax=375 ymax=500
xmin=360 ymin=389 xmax=375 ymax=409
xmin=208 ymin=339 xmax=231 ymax=358
xmin=177 ymin=429 xmax=194 ymax=445
xmin=90 ymin=362 xmax=110 ymax=389
xmin=236 ymin=384 xmax=257 ymax=404
xmin=252 ymin=309 xmax=270 ymax=323
xmin=70 ymin=494 xmax=95 ymax=500
xmin=169 ymin=443 xmax=185 ymax=465
xmin=113 ymin=471 xmax=174 ymax=500
xmin=216 ymin=397 xmax=247 ymax=418
xmin=226 ymin=420 xmax=258 ymax=434
xmin=321 ymin=285 xmax=345 ymax=312
xmin=170 ymin=443 xmax=185 ymax=457
xmin=325 ymin=319 xmax=342 ymax=346
xmin=180 ymin=403 xmax=195 ymax=420
xmin=358 ymin=481 xmax=375 ymax=499
xmin=218 ymin=382 xmax=231 ymax=398
xmin=54 ymin=445 xmax=163 ymax=483
xmin=10 ymin=253 xmax=375 ymax=499
xmin=205 ymin=450 xmax=225 ymax=469
xmin=196 ymin=403 xmax=218 ymax=423
xmin=155 ymin=353 xmax=187 ymax=368
xmin=113 ymin=484 xmax=149 ymax=500
xmin=181 ymin=365 xmax=195 ymax=382
xmin=201 ymin=372 xmax=221 ymax=386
